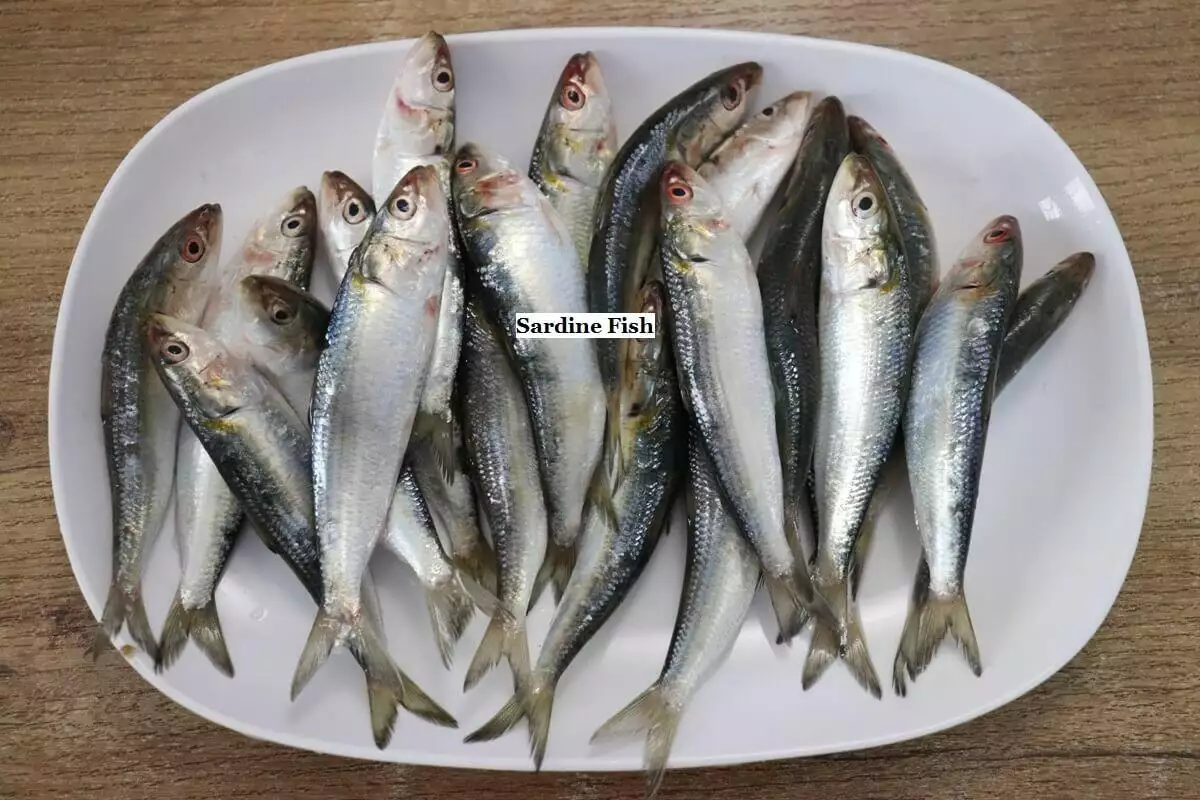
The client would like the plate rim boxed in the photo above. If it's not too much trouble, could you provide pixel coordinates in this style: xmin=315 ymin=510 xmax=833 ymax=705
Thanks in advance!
xmin=48 ymin=25 xmax=1154 ymax=771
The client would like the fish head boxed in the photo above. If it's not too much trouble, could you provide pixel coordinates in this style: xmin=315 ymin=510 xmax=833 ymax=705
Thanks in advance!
xmin=945 ymin=215 xmax=1023 ymax=294
xmin=671 ymin=62 xmax=763 ymax=165
xmin=537 ymin=52 xmax=617 ymax=187
xmin=452 ymin=142 xmax=536 ymax=219
xmin=1047 ymin=250 xmax=1096 ymax=286
xmin=148 ymin=314 xmax=262 ymax=419
xmin=742 ymin=92 xmax=812 ymax=148
xmin=237 ymin=187 xmax=318 ymax=284
xmin=659 ymin=162 xmax=744 ymax=274
xmin=847 ymin=115 xmax=892 ymax=154
xmin=355 ymin=164 xmax=450 ymax=286
xmin=319 ymin=171 xmax=375 ymax=261
xmin=147 ymin=203 xmax=224 ymax=318
xmin=237 ymin=275 xmax=329 ymax=357
xmin=822 ymin=154 xmax=900 ymax=292
xmin=388 ymin=31 xmax=456 ymax=156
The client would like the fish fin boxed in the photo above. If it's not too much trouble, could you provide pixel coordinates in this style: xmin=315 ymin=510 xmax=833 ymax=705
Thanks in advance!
xmin=464 ymin=615 xmax=530 ymax=692
xmin=452 ymin=540 xmax=499 ymax=599
xmin=425 ymin=578 xmax=477 ymax=669
xmin=412 ymin=411 xmax=456 ymax=484
xmin=764 ymin=573 xmax=810 ymax=645
xmin=590 ymin=682 xmax=680 ymax=798
xmin=393 ymin=666 xmax=459 ymax=729
xmin=604 ymin=386 xmax=624 ymax=484
xmin=457 ymin=571 xmax=501 ymax=618
xmin=87 ymin=582 xmax=158 ymax=663
xmin=892 ymin=557 xmax=981 ymax=696
xmin=464 ymin=673 xmax=555 ymax=769
xmin=156 ymin=589 xmax=233 ymax=677
xmin=587 ymin=454 xmax=619 ymax=530
xmin=530 ymin=538 xmax=577 ymax=608
xmin=290 ymin=608 xmax=340 ymax=701
xmin=802 ymin=576 xmax=882 ymax=698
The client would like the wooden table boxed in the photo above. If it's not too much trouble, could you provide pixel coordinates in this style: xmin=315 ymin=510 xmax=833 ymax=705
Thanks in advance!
xmin=2 ymin=1 xmax=1197 ymax=797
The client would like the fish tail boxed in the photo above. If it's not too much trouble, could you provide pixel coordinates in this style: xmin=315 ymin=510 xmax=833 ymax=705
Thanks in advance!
xmin=452 ymin=541 xmax=499 ymax=599
xmin=87 ymin=582 xmax=158 ymax=663
xmin=412 ymin=410 xmax=457 ymax=484
xmin=603 ymin=386 xmax=624 ymax=484
xmin=290 ymin=608 xmax=341 ymax=701
xmin=424 ymin=577 xmax=477 ymax=669
xmin=156 ymin=589 xmax=233 ymax=677
xmin=464 ymin=614 xmax=531 ymax=692
xmin=764 ymin=572 xmax=809 ymax=644
xmin=590 ymin=682 xmax=681 ymax=798
xmin=892 ymin=558 xmax=981 ymax=696
xmin=587 ymin=449 xmax=619 ymax=529
xmin=464 ymin=673 xmax=555 ymax=769
xmin=530 ymin=537 xmax=577 ymax=608
xmin=802 ymin=577 xmax=882 ymax=698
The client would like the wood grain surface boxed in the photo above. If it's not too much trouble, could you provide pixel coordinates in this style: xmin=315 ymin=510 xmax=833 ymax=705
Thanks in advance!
xmin=1 ymin=1 xmax=1197 ymax=797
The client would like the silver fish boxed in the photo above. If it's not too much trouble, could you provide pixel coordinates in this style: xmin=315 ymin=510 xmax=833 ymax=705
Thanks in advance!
xmin=381 ymin=464 xmax=481 ymax=668
xmin=411 ymin=447 xmax=497 ymax=600
xmin=459 ymin=297 xmax=548 ymax=690
xmin=592 ymin=433 xmax=760 ymax=797
xmin=318 ymin=170 xmax=375 ymax=283
xmin=465 ymin=281 xmax=685 ymax=768
xmin=453 ymin=143 xmax=607 ymax=602
xmin=659 ymin=162 xmax=820 ymax=643
xmin=160 ymin=189 xmax=316 ymax=676
xmin=91 ymin=203 xmax=222 ymax=663
xmin=373 ymin=30 xmax=463 ymax=474
xmin=588 ymin=62 xmax=762 ymax=400
xmin=697 ymin=91 xmax=811 ymax=240
xmin=529 ymin=52 xmax=617 ymax=265
xmin=294 ymin=165 xmax=451 ymax=702
xmin=895 ymin=215 xmax=1022 ymax=695
xmin=807 ymin=154 xmax=918 ymax=697
xmin=149 ymin=316 xmax=455 ymax=746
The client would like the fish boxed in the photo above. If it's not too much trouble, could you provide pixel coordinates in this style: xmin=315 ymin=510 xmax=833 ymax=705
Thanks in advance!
xmin=529 ymin=52 xmax=618 ymax=265
xmin=91 ymin=202 xmax=223 ymax=663
xmin=318 ymin=170 xmax=376 ymax=283
xmin=380 ymin=464 xmax=483 ymax=668
xmin=658 ymin=162 xmax=822 ymax=643
xmin=465 ymin=281 xmax=685 ymax=768
xmin=592 ymin=432 xmax=760 ymax=797
xmin=373 ymin=30 xmax=463 ymax=473
xmin=452 ymin=142 xmax=607 ymax=603
xmin=294 ymin=165 xmax=451 ymax=703
xmin=756 ymin=97 xmax=850 ymax=569
xmin=696 ymin=91 xmax=811 ymax=239
xmin=159 ymin=189 xmax=316 ymax=676
xmin=149 ymin=315 xmax=455 ymax=746
xmin=849 ymin=116 xmax=938 ymax=313
xmin=894 ymin=215 xmax=1023 ymax=695
xmin=996 ymin=251 xmax=1095 ymax=392
xmin=234 ymin=274 xmax=330 ymax=416
xmin=588 ymin=62 xmax=762 ymax=399
xmin=806 ymin=153 xmax=919 ymax=697
xmin=458 ymin=296 xmax=547 ymax=690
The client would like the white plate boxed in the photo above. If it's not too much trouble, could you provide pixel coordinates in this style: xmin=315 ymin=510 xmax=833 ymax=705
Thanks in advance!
xmin=49 ymin=27 xmax=1153 ymax=770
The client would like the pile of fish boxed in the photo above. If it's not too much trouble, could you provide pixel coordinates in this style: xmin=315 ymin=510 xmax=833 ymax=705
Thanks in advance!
xmin=90 ymin=30 xmax=1096 ymax=791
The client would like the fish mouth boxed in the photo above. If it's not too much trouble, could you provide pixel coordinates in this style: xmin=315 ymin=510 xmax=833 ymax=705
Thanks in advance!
xmin=1055 ymin=251 xmax=1096 ymax=283
xmin=186 ymin=203 xmax=223 ymax=240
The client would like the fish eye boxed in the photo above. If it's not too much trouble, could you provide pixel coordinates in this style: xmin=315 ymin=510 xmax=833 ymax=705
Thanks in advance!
xmin=180 ymin=234 xmax=205 ymax=263
xmin=161 ymin=338 xmax=190 ymax=364
xmin=761 ymin=106 xmax=775 ymax=117
xmin=433 ymin=67 xmax=454 ymax=92
xmin=281 ymin=213 xmax=306 ymax=238
xmin=852 ymin=191 xmax=878 ymax=219
xmin=268 ymin=299 xmax=295 ymax=325
xmin=391 ymin=195 xmax=415 ymax=219
xmin=984 ymin=228 xmax=1010 ymax=244
xmin=342 ymin=198 xmax=366 ymax=224
xmin=721 ymin=81 xmax=743 ymax=110
xmin=666 ymin=177 xmax=693 ymax=203
xmin=560 ymin=82 xmax=586 ymax=111
xmin=455 ymin=158 xmax=477 ymax=174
